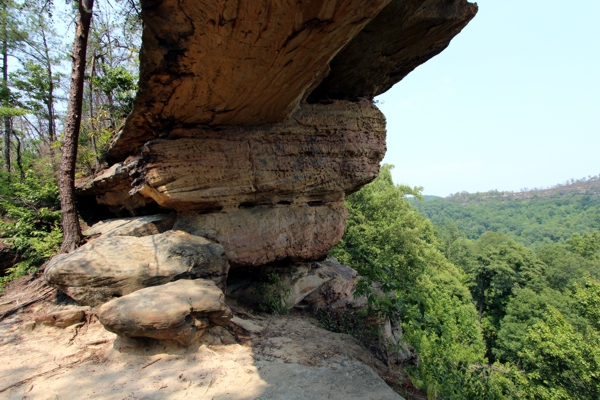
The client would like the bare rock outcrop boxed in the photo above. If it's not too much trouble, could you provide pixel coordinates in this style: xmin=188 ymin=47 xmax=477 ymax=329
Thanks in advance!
xmin=44 ymin=230 xmax=229 ymax=306
xmin=107 ymin=0 xmax=392 ymax=161
xmin=174 ymin=203 xmax=347 ymax=267
xmin=74 ymin=1 xmax=477 ymax=273
xmin=98 ymin=279 xmax=232 ymax=345
xmin=309 ymin=0 xmax=478 ymax=101
xmin=81 ymin=100 xmax=386 ymax=213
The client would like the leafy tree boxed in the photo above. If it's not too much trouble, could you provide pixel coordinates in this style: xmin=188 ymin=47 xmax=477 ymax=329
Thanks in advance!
xmin=331 ymin=165 xmax=489 ymax=398
xmin=572 ymin=276 xmax=600 ymax=331
xmin=0 ymin=171 xmax=61 ymax=290
xmin=537 ymin=240 xmax=600 ymax=291
xmin=519 ymin=307 xmax=600 ymax=399
xmin=566 ymin=231 xmax=600 ymax=260
xmin=494 ymin=287 xmax=583 ymax=364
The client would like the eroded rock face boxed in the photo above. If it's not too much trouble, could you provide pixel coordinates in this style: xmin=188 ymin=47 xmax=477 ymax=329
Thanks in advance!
xmin=227 ymin=258 xmax=361 ymax=309
xmin=98 ymin=279 xmax=232 ymax=345
xmin=309 ymin=0 xmax=478 ymax=100
xmin=76 ymin=0 xmax=478 ymax=273
xmin=45 ymin=231 xmax=229 ymax=306
xmin=174 ymin=203 xmax=347 ymax=267
xmin=107 ymin=0 xmax=392 ymax=161
xmin=81 ymin=101 xmax=386 ymax=213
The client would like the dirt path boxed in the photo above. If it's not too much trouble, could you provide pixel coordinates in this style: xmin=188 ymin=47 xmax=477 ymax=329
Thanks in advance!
xmin=0 ymin=281 xmax=404 ymax=400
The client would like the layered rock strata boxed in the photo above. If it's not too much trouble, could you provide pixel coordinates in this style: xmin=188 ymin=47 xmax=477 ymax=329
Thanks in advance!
xmin=107 ymin=0 xmax=392 ymax=161
xmin=80 ymin=100 xmax=386 ymax=213
xmin=73 ymin=0 xmax=478 ymax=275
xmin=98 ymin=279 xmax=232 ymax=345
xmin=45 ymin=230 xmax=229 ymax=306
xmin=78 ymin=101 xmax=384 ymax=266
xmin=77 ymin=0 xmax=477 ymax=272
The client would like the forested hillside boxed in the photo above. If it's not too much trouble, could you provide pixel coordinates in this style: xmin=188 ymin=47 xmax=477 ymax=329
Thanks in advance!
xmin=412 ymin=176 xmax=600 ymax=247
xmin=333 ymin=166 xmax=600 ymax=398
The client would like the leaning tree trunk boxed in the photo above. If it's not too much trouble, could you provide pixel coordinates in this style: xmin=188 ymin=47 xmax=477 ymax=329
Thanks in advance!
xmin=59 ymin=0 xmax=94 ymax=253
xmin=2 ymin=11 xmax=10 ymax=182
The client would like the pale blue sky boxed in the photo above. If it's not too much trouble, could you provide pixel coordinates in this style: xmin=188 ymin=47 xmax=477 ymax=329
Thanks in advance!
xmin=376 ymin=0 xmax=600 ymax=196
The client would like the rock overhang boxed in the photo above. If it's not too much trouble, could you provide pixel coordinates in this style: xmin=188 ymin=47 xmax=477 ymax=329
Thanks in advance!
xmin=77 ymin=0 xmax=478 ymax=269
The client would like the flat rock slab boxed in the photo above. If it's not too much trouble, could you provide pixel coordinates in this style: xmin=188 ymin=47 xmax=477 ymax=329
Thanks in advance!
xmin=254 ymin=360 xmax=402 ymax=400
xmin=45 ymin=231 xmax=229 ymax=306
xmin=83 ymin=214 xmax=175 ymax=238
xmin=98 ymin=279 xmax=232 ymax=345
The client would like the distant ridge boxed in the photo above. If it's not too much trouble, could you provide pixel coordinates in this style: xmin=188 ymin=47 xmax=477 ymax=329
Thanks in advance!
xmin=444 ymin=175 xmax=600 ymax=205
xmin=411 ymin=175 xmax=600 ymax=246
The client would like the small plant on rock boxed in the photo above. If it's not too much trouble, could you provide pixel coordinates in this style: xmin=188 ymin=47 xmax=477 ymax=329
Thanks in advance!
xmin=256 ymin=272 xmax=291 ymax=315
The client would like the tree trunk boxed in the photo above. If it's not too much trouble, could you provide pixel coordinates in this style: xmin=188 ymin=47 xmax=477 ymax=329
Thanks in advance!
xmin=14 ymin=132 xmax=24 ymax=183
xmin=2 ymin=10 xmax=10 ymax=182
xmin=88 ymin=53 xmax=100 ymax=171
xmin=41 ymin=27 xmax=58 ymax=170
xmin=59 ymin=0 xmax=94 ymax=253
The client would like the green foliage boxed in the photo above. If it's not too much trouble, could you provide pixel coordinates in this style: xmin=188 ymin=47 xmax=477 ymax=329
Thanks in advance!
xmin=91 ymin=65 xmax=137 ymax=119
xmin=566 ymin=232 xmax=600 ymax=260
xmin=412 ymin=178 xmax=600 ymax=248
xmin=0 ymin=172 xmax=62 ymax=288
xmin=537 ymin=239 xmax=600 ymax=291
xmin=519 ymin=307 xmax=600 ymax=399
xmin=572 ymin=276 xmax=600 ymax=331
xmin=255 ymin=272 xmax=291 ymax=315
xmin=332 ymin=165 xmax=491 ymax=398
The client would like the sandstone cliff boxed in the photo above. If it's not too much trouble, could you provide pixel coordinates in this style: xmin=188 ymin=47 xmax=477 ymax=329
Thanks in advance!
xmin=78 ymin=0 xmax=477 ymax=270
xmin=39 ymin=1 xmax=478 ymax=396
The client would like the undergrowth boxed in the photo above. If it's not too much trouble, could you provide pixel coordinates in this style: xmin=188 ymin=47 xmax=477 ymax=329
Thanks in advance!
xmin=0 ymin=172 xmax=62 ymax=291
xmin=256 ymin=272 xmax=291 ymax=315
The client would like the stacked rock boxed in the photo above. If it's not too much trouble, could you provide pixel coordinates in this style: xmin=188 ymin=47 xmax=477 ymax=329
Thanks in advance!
xmin=47 ymin=0 xmax=477 ymax=344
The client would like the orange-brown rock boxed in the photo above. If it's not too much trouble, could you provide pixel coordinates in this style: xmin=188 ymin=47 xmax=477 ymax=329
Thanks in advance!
xmin=107 ymin=0 xmax=391 ymax=162
xmin=309 ymin=0 xmax=478 ymax=101
xmin=174 ymin=202 xmax=347 ymax=267
xmin=80 ymin=101 xmax=386 ymax=213
xmin=75 ymin=0 xmax=479 ymax=273
xmin=98 ymin=279 xmax=232 ymax=345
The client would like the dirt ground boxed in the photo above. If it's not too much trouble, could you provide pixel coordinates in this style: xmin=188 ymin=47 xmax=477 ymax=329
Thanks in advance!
xmin=0 ymin=274 xmax=417 ymax=400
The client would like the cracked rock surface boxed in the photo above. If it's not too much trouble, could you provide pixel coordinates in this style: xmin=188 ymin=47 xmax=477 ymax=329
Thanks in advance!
xmin=45 ymin=230 xmax=229 ymax=306
xmin=98 ymin=279 xmax=232 ymax=345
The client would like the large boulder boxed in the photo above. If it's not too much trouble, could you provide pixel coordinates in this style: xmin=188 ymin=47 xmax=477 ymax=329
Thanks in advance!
xmin=44 ymin=230 xmax=229 ymax=306
xmin=98 ymin=279 xmax=232 ymax=345
xmin=107 ymin=0 xmax=391 ymax=162
xmin=174 ymin=202 xmax=347 ymax=267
